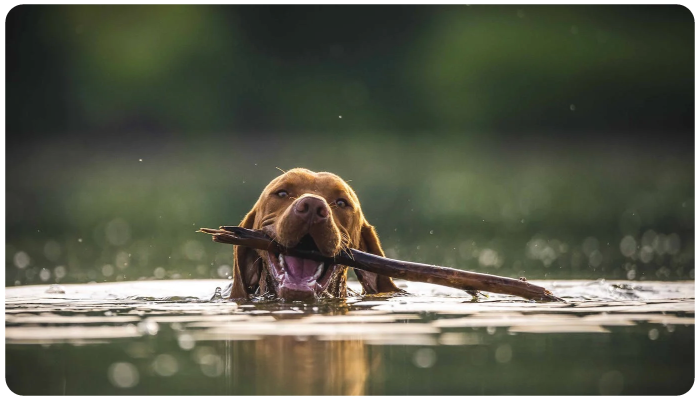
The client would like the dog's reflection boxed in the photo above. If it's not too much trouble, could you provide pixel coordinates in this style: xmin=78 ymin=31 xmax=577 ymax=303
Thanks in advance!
xmin=223 ymin=336 xmax=383 ymax=395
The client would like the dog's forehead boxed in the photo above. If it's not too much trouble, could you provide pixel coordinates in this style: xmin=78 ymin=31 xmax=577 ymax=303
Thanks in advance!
xmin=266 ymin=169 xmax=358 ymax=200
xmin=266 ymin=169 xmax=346 ymax=190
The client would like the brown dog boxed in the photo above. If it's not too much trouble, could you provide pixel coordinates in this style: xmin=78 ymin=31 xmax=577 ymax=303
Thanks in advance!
xmin=230 ymin=168 xmax=400 ymax=301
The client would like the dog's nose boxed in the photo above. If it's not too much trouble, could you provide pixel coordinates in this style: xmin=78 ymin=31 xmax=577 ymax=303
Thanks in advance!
xmin=294 ymin=196 xmax=330 ymax=224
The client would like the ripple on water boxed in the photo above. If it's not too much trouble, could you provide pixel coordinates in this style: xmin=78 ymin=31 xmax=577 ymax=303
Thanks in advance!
xmin=4 ymin=279 xmax=694 ymax=345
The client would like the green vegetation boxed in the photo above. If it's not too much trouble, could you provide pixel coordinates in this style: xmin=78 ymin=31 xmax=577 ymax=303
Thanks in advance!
xmin=6 ymin=5 xmax=694 ymax=286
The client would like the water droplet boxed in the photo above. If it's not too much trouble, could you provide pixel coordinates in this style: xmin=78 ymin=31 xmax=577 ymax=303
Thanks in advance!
xmin=412 ymin=348 xmax=437 ymax=368
xmin=639 ymin=246 xmax=654 ymax=263
xmin=154 ymin=267 xmax=166 ymax=279
xmin=153 ymin=354 xmax=179 ymax=377
xmin=619 ymin=236 xmax=637 ymax=257
xmin=108 ymin=362 xmax=139 ymax=388
xmin=648 ymin=328 xmax=659 ymax=340
xmin=44 ymin=240 xmax=62 ymax=261
xmin=177 ymin=334 xmax=195 ymax=350
xmin=217 ymin=265 xmax=230 ymax=278
xmin=200 ymin=354 xmax=224 ymax=377
xmin=14 ymin=252 xmax=30 ymax=269
xmin=495 ymin=344 xmax=513 ymax=363
xmin=102 ymin=264 xmax=115 ymax=277
xmin=183 ymin=240 xmax=205 ymax=261
xmin=478 ymin=248 xmax=501 ymax=267
xmin=39 ymin=268 xmax=51 ymax=282
xmin=137 ymin=319 xmax=160 ymax=336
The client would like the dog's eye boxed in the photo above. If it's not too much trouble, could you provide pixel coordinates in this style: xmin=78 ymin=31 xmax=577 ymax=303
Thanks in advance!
xmin=336 ymin=199 xmax=348 ymax=208
xmin=276 ymin=190 xmax=289 ymax=198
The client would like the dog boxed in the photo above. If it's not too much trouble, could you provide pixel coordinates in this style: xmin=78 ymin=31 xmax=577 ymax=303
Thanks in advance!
xmin=230 ymin=168 xmax=401 ymax=301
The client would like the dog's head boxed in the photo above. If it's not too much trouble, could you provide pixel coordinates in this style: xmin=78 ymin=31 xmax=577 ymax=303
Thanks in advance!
xmin=230 ymin=168 xmax=399 ymax=301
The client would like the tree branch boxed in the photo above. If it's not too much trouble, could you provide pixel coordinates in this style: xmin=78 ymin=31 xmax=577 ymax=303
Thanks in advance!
xmin=198 ymin=226 xmax=564 ymax=302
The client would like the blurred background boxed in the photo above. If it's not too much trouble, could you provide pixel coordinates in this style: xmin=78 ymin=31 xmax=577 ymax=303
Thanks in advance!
xmin=5 ymin=5 xmax=694 ymax=287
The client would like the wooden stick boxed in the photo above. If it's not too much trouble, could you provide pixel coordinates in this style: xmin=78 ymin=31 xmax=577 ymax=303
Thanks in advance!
xmin=198 ymin=227 xmax=564 ymax=302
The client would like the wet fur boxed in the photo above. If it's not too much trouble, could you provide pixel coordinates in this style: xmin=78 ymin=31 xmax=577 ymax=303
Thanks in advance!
xmin=230 ymin=168 xmax=400 ymax=300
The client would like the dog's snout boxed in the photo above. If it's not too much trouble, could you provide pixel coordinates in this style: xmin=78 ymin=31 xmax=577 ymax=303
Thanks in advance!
xmin=294 ymin=196 xmax=330 ymax=224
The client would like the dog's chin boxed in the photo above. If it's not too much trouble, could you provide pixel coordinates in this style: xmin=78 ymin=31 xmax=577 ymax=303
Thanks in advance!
xmin=265 ymin=250 xmax=340 ymax=301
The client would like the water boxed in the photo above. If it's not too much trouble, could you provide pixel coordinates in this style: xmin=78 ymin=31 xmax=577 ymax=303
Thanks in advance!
xmin=5 ymin=279 xmax=694 ymax=395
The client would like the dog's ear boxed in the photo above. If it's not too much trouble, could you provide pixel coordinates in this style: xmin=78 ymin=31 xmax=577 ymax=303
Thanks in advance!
xmin=355 ymin=220 xmax=402 ymax=294
xmin=230 ymin=206 xmax=262 ymax=299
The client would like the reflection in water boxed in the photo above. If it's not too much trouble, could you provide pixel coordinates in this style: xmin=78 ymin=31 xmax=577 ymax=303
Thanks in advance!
xmin=217 ymin=299 xmax=376 ymax=395
xmin=223 ymin=337 xmax=373 ymax=395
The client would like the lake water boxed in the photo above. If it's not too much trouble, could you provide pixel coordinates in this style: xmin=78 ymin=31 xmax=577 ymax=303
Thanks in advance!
xmin=5 ymin=279 xmax=694 ymax=395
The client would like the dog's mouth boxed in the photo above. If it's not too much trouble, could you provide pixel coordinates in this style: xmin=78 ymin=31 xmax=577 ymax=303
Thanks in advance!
xmin=266 ymin=235 xmax=339 ymax=300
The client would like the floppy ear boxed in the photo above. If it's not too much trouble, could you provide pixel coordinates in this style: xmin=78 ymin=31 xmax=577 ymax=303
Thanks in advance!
xmin=230 ymin=206 xmax=262 ymax=299
xmin=355 ymin=220 xmax=402 ymax=294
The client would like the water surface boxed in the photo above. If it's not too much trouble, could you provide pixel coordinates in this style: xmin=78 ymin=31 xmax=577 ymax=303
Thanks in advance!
xmin=5 ymin=279 xmax=694 ymax=395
